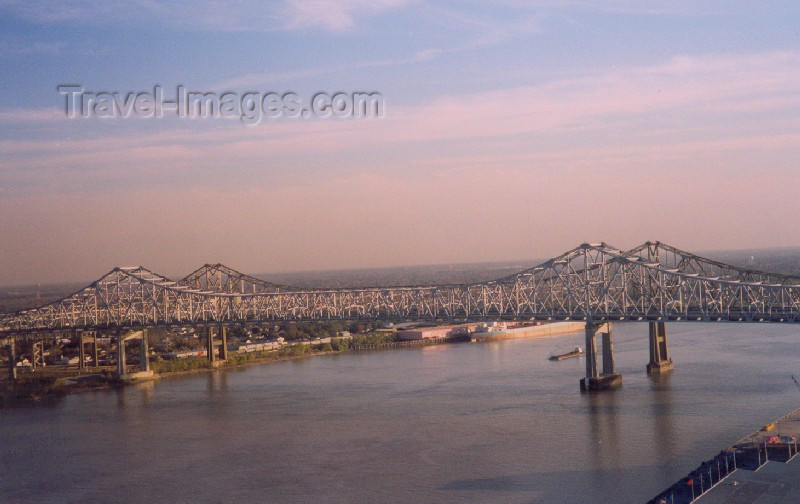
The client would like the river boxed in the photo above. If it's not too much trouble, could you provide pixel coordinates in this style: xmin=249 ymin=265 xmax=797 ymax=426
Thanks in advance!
xmin=2 ymin=322 xmax=799 ymax=503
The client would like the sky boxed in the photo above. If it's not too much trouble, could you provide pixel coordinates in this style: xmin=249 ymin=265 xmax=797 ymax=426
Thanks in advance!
xmin=1 ymin=0 xmax=799 ymax=286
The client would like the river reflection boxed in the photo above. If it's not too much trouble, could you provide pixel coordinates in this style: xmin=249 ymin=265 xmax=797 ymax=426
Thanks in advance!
xmin=650 ymin=372 xmax=678 ymax=464
xmin=2 ymin=322 xmax=799 ymax=503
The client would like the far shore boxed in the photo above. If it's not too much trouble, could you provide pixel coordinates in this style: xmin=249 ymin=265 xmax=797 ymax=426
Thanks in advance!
xmin=0 ymin=337 xmax=459 ymax=405
xmin=1 ymin=322 xmax=585 ymax=406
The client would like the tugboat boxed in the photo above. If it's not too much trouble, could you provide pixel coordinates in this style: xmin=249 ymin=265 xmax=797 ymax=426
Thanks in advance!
xmin=549 ymin=346 xmax=584 ymax=361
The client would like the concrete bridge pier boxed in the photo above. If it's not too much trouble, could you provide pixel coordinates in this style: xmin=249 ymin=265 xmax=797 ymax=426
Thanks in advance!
xmin=206 ymin=327 xmax=215 ymax=365
xmin=140 ymin=330 xmax=150 ymax=374
xmin=206 ymin=326 xmax=228 ymax=367
xmin=92 ymin=334 xmax=99 ymax=368
xmin=78 ymin=332 xmax=99 ymax=371
xmin=580 ymin=322 xmax=622 ymax=392
xmin=647 ymin=321 xmax=673 ymax=374
xmin=115 ymin=330 xmax=152 ymax=381
xmin=218 ymin=326 xmax=228 ymax=361
xmin=116 ymin=333 xmax=125 ymax=376
xmin=78 ymin=332 xmax=85 ymax=370
xmin=7 ymin=340 xmax=17 ymax=380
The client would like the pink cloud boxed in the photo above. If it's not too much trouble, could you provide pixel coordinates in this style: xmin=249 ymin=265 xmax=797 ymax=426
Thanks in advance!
xmin=279 ymin=0 xmax=417 ymax=31
xmin=7 ymin=51 xmax=799 ymax=163
xmin=2 ymin=51 xmax=800 ymax=285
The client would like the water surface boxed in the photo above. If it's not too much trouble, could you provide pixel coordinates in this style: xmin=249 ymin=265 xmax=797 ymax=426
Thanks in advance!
xmin=2 ymin=322 xmax=800 ymax=503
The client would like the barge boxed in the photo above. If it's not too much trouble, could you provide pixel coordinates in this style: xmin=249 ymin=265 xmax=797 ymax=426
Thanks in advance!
xmin=548 ymin=346 xmax=584 ymax=361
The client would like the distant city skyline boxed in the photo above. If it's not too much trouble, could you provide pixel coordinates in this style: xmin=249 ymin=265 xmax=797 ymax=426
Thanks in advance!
xmin=1 ymin=1 xmax=799 ymax=285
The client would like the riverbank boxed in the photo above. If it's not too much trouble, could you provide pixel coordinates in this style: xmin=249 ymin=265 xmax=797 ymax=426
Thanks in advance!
xmin=0 ymin=335 xmax=462 ymax=406
xmin=0 ymin=371 xmax=117 ymax=405
xmin=0 ymin=321 xmax=585 ymax=406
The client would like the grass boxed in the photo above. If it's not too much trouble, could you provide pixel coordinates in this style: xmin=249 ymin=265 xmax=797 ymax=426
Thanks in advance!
xmin=150 ymin=357 xmax=211 ymax=374
xmin=149 ymin=335 xmax=398 ymax=375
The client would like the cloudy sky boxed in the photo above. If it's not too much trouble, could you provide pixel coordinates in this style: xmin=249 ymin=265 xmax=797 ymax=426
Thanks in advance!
xmin=1 ymin=0 xmax=799 ymax=285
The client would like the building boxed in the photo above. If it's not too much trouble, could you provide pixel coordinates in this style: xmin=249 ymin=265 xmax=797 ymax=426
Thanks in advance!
xmin=396 ymin=325 xmax=470 ymax=341
xmin=163 ymin=349 xmax=207 ymax=360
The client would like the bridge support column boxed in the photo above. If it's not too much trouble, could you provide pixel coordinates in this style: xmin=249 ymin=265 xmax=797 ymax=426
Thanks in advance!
xmin=602 ymin=329 xmax=616 ymax=375
xmin=78 ymin=332 xmax=99 ymax=370
xmin=92 ymin=333 xmax=99 ymax=368
xmin=647 ymin=321 xmax=673 ymax=374
xmin=218 ymin=326 xmax=228 ymax=361
xmin=31 ymin=340 xmax=44 ymax=371
xmin=115 ymin=330 xmax=153 ymax=381
xmin=207 ymin=326 xmax=216 ymax=365
xmin=140 ymin=329 xmax=149 ymax=373
xmin=580 ymin=322 xmax=621 ymax=392
xmin=7 ymin=340 xmax=17 ymax=381
xmin=116 ymin=333 xmax=126 ymax=377
xmin=584 ymin=322 xmax=599 ymax=380
xmin=78 ymin=331 xmax=86 ymax=371
xmin=207 ymin=326 xmax=227 ymax=367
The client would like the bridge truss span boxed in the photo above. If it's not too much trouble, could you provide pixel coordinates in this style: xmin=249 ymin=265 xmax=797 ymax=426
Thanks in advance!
xmin=1 ymin=242 xmax=799 ymax=336
xmin=181 ymin=263 xmax=306 ymax=294
xmin=628 ymin=241 xmax=800 ymax=286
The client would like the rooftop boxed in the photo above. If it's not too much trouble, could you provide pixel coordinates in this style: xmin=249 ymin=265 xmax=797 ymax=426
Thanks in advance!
xmin=698 ymin=457 xmax=800 ymax=503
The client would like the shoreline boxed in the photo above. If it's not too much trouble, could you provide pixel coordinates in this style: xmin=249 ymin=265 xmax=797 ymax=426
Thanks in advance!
xmin=1 ymin=323 xmax=584 ymax=406
xmin=0 ymin=337 xmax=461 ymax=405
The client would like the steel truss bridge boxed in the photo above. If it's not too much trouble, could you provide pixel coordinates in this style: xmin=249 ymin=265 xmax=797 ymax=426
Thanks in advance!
xmin=2 ymin=241 xmax=800 ymax=337
xmin=2 ymin=240 xmax=799 ymax=386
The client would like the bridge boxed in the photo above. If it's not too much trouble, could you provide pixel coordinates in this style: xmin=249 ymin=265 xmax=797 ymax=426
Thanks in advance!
xmin=2 ymin=241 xmax=799 ymax=389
